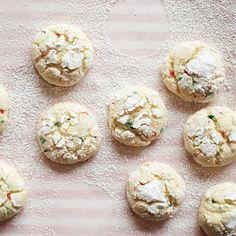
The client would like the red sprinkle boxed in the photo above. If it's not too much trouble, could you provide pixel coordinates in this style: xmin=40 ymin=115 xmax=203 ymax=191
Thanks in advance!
xmin=0 ymin=109 xmax=5 ymax=114
xmin=169 ymin=70 xmax=175 ymax=77
xmin=139 ymin=182 xmax=145 ymax=185
xmin=7 ymin=192 xmax=11 ymax=200
xmin=55 ymin=32 xmax=61 ymax=37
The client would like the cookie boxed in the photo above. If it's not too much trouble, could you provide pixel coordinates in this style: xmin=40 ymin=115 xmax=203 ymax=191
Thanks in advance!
xmin=108 ymin=85 xmax=168 ymax=146
xmin=126 ymin=162 xmax=185 ymax=221
xmin=37 ymin=102 xmax=101 ymax=164
xmin=198 ymin=182 xmax=236 ymax=236
xmin=0 ymin=162 xmax=27 ymax=221
xmin=0 ymin=85 xmax=9 ymax=133
xmin=184 ymin=106 xmax=236 ymax=167
xmin=32 ymin=24 xmax=94 ymax=86
xmin=162 ymin=41 xmax=225 ymax=102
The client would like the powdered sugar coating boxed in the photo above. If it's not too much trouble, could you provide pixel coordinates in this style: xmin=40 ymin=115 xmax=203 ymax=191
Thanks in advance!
xmin=31 ymin=24 xmax=94 ymax=87
xmin=0 ymin=162 xmax=27 ymax=221
xmin=37 ymin=102 xmax=101 ymax=164
xmin=0 ymin=0 xmax=235 ymax=234
xmin=108 ymin=85 xmax=168 ymax=146
xmin=126 ymin=162 xmax=185 ymax=221
xmin=0 ymin=85 xmax=9 ymax=133
xmin=162 ymin=41 xmax=225 ymax=103
xmin=198 ymin=182 xmax=236 ymax=236
xmin=184 ymin=106 xmax=236 ymax=167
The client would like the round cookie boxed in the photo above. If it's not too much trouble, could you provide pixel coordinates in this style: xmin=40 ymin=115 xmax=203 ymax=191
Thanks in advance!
xmin=0 ymin=85 xmax=9 ymax=133
xmin=37 ymin=102 xmax=101 ymax=164
xmin=198 ymin=182 xmax=236 ymax=236
xmin=31 ymin=24 xmax=94 ymax=87
xmin=162 ymin=41 xmax=225 ymax=103
xmin=184 ymin=106 xmax=236 ymax=167
xmin=108 ymin=85 xmax=168 ymax=146
xmin=126 ymin=162 xmax=185 ymax=221
xmin=0 ymin=162 xmax=27 ymax=221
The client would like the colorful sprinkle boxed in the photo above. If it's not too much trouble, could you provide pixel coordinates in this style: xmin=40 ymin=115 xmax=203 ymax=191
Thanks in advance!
xmin=169 ymin=70 xmax=175 ymax=77
xmin=126 ymin=121 xmax=134 ymax=129
xmin=208 ymin=114 xmax=217 ymax=121
xmin=40 ymin=137 xmax=46 ymax=144
xmin=0 ymin=109 xmax=5 ymax=114
xmin=54 ymin=121 xmax=61 ymax=127
xmin=7 ymin=192 xmax=11 ymax=200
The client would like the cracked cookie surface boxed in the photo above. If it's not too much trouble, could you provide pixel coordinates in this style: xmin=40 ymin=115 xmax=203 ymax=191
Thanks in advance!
xmin=126 ymin=162 xmax=185 ymax=221
xmin=0 ymin=163 xmax=27 ymax=221
xmin=31 ymin=24 xmax=94 ymax=87
xmin=198 ymin=182 xmax=236 ymax=236
xmin=184 ymin=106 xmax=236 ymax=167
xmin=0 ymin=85 xmax=9 ymax=133
xmin=162 ymin=41 xmax=225 ymax=103
xmin=108 ymin=85 xmax=168 ymax=146
xmin=37 ymin=102 xmax=101 ymax=164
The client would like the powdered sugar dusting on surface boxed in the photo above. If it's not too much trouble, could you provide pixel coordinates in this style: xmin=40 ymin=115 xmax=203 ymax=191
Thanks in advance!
xmin=0 ymin=0 xmax=235 ymax=235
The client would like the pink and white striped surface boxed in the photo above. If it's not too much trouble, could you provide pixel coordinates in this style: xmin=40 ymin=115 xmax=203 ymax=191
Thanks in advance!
xmin=0 ymin=0 xmax=235 ymax=235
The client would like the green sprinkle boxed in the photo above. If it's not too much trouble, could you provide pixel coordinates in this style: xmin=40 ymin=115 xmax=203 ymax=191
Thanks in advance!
xmin=211 ymin=199 xmax=217 ymax=204
xmin=208 ymin=114 xmax=217 ymax=121
xmin=40 ymin=137 xmax=46 ymax=144
xmin=0 ymin=120 xmax=4 ymax=123
xmin=67 ymin=118 xmax=71 ymax=121
xmin=93 ymin=136 xmax=97 ymax=139
xmin=80 ymin=137 xmax=84 ymax=142
xmin=160 ymin=128 xmax=164 ymax=133
xmin=192 ymin=81 xmax=198 ymax=85
xmin=126 ymin=121 xmax=134 ymax=129
xmin=207 ymin=91 xmax=214 ymax=96
xmin=177 ymin=77 xmax=182 ymax=81
xmin=54 ymin=122 xmax=61 ymax=127
xmin=42 ymin=31 xmax=46 ymax=33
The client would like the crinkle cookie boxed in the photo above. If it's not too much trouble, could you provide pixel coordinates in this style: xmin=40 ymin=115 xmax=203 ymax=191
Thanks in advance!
xmin=31 ymin=24 xmax=94 ymax=87
xmin=0 ymin=85 xmax=9 ymax=133
xmin=198 ymin=182 xmax=236 ymax=236
xmin=126 ymin=162 xmax=185 ymax=221
xmin=162 ymin=41 xmax=225 ymax=103
xmin=0 ymin=163 xmax=27 ymax=221
xmin=184 ymin=106 xmax=236 ymax=167
xmin=37 ymin=102 xmax=101 ymax=164
xmin=108 ymin=85 xmax=168 ymax=146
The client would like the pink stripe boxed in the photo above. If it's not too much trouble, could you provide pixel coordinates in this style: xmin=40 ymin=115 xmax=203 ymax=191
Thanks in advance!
xmin=28 ymin=188 xmax=109 ymax=199
xmin=30 ymin=207 xmax=115 ymax=218
xmin=121 ymin=49 xmax=158 ymax=55
xmin=109 ymin=31 xmax=168 ymax=41
xmin=109 ymin=14 xmax=168 ymax=23
xmin=110 ymin=0 xmax=164 ymax=5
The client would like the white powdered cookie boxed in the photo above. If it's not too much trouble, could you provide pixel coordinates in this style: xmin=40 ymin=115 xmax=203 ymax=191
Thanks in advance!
xmin=198 ymin=182 xmax=236 ymax=236
xmin=0 ymin=163 xmax=27 ymax=221
xmin=184 ymin=106 xmax=236 ymax=167
xmin=32 ymin=24 xmax=94 ymax=87
xmin=126 ymin=162 xmax=185 ymax=221
xmin=37 ymin=102 xmax=101 ymax=164
xmin=162 ymin=41 xmax=225 ymax=103
xmin=0 ymin=85 xmax=9 ymax=133
xmin=108 ymin=85 xmax=168 ymax=146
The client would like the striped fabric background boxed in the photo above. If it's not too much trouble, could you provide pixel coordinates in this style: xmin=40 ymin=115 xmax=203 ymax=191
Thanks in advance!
xmin=0 ymin=0 xmax=235 ymax=235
